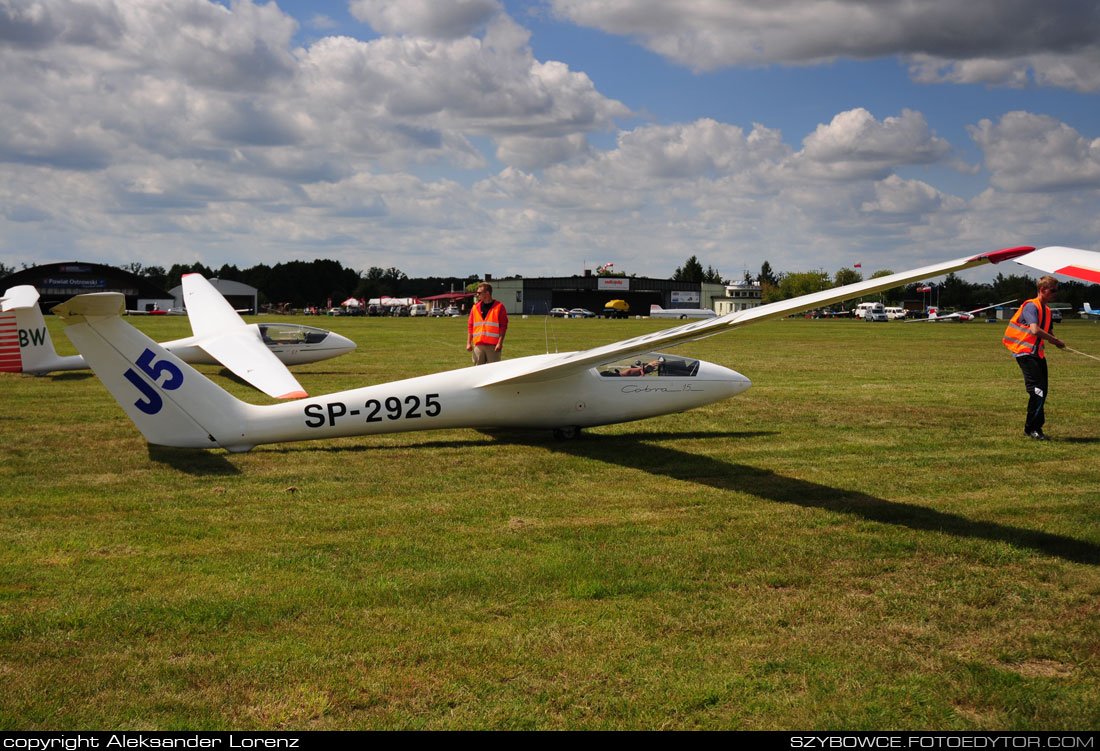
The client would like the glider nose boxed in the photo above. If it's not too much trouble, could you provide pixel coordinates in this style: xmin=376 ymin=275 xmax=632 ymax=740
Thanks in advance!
xmin=697 ymin=360 xmax=751 ymax=397
xmin=728 ymin=369 xmax=751 ymax=396
xmin=326 ymin=331 xmax=357 ymax=355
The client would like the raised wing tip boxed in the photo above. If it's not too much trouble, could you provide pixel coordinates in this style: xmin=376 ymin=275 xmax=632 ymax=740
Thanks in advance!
xmin=971 ymin=246 xmax=1035 ymax=264
xmin=277 ymin=390 xmax=308 ymax=400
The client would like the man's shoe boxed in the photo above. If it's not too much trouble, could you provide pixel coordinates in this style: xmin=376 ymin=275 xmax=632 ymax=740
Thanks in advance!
xmin=1026 ymin=430 xmax=1050 ymax=441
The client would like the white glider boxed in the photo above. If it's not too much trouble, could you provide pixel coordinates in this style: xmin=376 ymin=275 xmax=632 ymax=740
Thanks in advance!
xmin=46 ymin=246 xmax=1100 ymax=453
xmin=1 ymin=274 xmax=356 ymax=398
xmin=911 ymin=299 xmax=1017 ymax=322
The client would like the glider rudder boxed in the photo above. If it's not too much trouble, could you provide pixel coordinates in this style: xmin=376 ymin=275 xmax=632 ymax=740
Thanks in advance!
xmin=52 ymin=293 xmax=255 ymax=451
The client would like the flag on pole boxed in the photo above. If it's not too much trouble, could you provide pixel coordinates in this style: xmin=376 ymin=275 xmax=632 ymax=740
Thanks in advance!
xmin=853 ymin=263 xmax=862 ymax=268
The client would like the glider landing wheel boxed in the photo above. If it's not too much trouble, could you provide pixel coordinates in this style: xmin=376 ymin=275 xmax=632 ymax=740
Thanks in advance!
xmin=553 ymin=426 xmax=581 ymax=440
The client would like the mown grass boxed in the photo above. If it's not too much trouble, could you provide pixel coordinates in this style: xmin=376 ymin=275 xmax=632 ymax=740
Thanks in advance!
xmin=1 ymin=313 xmax=1098 ymax=730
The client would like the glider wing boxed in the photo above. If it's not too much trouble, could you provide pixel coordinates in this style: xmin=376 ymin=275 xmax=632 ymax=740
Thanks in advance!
xmin=1014 ymin=246 xmax=1100 ymax=284
xmin=196 ymin=324 xmax=308 ymax=400
xmin=182 ymin=273 xmax=307 ymax=399
xmin=474 ymin=246 xmax=1037 ymax=388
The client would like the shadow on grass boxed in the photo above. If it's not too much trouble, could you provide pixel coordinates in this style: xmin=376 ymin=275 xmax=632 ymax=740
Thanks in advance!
xmin=47 ymin=372 xmax=95 ymax=382
xmin=260 ymin=429 xmax=776 ymax=453
xmin=148 ymin=445 xmax=240 ymax=476
xmin=180 ymin=427 xmax=1098 ymax=564
xmin=543 ymin=434 xmax=1100 ymax=566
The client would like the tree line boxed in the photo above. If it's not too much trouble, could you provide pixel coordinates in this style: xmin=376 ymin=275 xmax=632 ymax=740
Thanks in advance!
xmin=3 ymin=255 xmax=1096 ymax=312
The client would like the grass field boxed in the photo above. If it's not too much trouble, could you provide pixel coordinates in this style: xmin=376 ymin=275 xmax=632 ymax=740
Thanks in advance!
xmin=2 ymin=312 xmax=1098 ymax=730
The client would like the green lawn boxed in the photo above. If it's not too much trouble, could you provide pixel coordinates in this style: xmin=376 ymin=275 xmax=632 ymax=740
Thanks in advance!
xmin=2 ymin=313 xmax=1098 ymax=729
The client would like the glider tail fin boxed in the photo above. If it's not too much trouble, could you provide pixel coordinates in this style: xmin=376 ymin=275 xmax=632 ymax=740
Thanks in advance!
xmin=53 ymin=293 xmax=256 ymax=451
xmin=1 ymin=285 xmax=85 ymax=374
xmin=1085 ymin=302 xmax=1094 ymax=313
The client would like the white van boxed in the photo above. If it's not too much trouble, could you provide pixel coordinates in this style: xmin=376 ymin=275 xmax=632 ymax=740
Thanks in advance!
xmin=884 ymin=306 xmax=907 ymax=320
xmin=857 ymin=302 xmax=888 ymax=322
xmin=407 ymin=303 xmax=428 ymax=317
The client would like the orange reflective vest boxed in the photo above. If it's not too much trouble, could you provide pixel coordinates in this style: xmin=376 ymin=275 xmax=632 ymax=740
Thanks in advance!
xmin=1003 ymin=296 xmax=1050 ymax=358
xmin=469 ymin=300 xmax=506 ymax=346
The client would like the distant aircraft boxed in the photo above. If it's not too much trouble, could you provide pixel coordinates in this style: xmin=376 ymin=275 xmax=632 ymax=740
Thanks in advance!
xmin=1 ymin=274 xmax=356 ymax=398
xmin=1081 ymin=303 xmax=1100 ymax=319
xmin=911 ymin=299 xmax=1017 ymax=322
xmin=45 ymin=246 xmax=1100 ymax=453
xmin=649 ymin=305 xmax=717 ymax=320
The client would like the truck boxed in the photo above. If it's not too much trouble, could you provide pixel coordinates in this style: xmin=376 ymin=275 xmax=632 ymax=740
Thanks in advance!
xmin=603 ymin=299 xmax=630 ymax=318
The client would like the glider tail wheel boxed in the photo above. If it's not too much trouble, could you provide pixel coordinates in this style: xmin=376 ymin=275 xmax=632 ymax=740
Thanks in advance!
xmin=553 ymin=426 xmax=581 ymax=440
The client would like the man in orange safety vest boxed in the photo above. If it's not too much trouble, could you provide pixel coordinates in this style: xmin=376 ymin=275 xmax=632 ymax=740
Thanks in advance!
xmin=467 ymin=281 xmax=508 ymax=366
xmin=1002 ymin=276 xmax=1066 ymax=440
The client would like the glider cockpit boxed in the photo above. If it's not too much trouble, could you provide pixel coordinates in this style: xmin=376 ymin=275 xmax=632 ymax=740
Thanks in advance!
xmin=597 ymin=353 xmax=700 ymax=378
xmin=258 ymin=323 xmax=334 ymax=346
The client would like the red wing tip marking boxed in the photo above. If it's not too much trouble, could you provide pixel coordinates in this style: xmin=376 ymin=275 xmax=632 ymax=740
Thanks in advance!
xmin=277 ymin=390 xmax=309 ymax=399
xmin=1056 ymin=265 xmax=1100 ymax=284
xmin=972 ymin=246 xmax=1035 ymax=264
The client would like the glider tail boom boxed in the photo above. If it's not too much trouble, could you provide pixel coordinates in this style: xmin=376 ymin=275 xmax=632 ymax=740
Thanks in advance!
xmin=52 ymin=293 xmax=257 ymax=451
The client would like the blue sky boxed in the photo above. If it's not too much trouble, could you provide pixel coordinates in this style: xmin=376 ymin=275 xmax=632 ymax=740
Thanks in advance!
xmin=2 ymin=0 xmax=1099 ymax=281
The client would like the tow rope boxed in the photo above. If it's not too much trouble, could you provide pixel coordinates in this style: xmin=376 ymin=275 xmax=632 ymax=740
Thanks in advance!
xmin=1065 ymin=346 xmax=1100 ymax=362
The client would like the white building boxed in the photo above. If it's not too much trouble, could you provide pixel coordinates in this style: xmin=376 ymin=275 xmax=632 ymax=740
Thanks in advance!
xmin=715 ymin=279 xmax=762 ymax=315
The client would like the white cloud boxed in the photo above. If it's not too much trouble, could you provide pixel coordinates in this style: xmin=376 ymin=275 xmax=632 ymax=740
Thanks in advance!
xmin=794 ymin=109 xmax=951 ymax=180
xmin=861 ymin=175 xmax=965 ymax=215
xmin=546 ymin=0 xmax=1100 ymax=91
xmin=349 ymin=0 xmax=501 ymax=39
xmin=969 ymin=112 xmax=1100 ymax=192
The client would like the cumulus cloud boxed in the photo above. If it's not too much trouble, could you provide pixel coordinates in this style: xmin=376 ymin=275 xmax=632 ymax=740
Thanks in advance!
xmin=546 ymin=0 xmax=1100 ymax=91
xmin=349 ymin=0 xmax=501 ymax=39
xmin=969 ymin=112 xmax=1100 ymax=192
xmin=795 ymin=109 xmax=951 ymax=180
xmin=0 ymin=1 xmax=627 ymax=177
xmin=861 ymin=175 xmax=965 ymax=215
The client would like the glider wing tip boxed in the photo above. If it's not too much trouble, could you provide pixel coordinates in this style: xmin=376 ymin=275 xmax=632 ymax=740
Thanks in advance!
xmin=974 ymin=246 xmax=1035 ymax=264
xmin=277 ymin=390 xmax=309 ymax=400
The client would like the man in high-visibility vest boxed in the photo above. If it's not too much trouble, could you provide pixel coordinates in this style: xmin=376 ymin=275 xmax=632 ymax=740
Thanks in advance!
xmin=467 ymin=281 xmax=508 ymax=366
xmin=1003 ymin=276 xmax=1066 ymax=440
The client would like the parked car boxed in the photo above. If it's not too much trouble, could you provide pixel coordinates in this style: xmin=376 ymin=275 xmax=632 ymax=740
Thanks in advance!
xmin=863 ymin=303 xmax=889 ymax=322
xmin=548 ymin=307 xmax=569 ymax=317
xmin=569 ymin=308 xmax=597 ymax=318
xmin=443 ymin=305 xmax=461 ymax=317
xmin=428 ymin=307 xmax=444 ymax=317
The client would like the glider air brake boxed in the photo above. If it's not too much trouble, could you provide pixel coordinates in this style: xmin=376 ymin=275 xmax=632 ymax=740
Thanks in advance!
xmin=1 ymin=274 xmax=356 ymax=399
xmin=50 ymin=246 xmax=1100 ymax=453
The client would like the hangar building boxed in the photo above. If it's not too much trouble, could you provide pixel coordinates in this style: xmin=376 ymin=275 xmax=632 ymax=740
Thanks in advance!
xmin=489 ymin=276 xmax=729 ymax=316
xmin=1 ymin=261 xmax=174 ymax=312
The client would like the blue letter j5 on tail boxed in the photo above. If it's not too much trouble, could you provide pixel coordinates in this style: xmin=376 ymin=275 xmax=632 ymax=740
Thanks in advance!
xmin=123 ymin=348 xmax=184 ymax=415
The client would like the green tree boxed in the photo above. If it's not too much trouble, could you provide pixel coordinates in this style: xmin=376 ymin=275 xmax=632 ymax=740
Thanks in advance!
xmin=774 ymin=270 xmax=830 ymax=301
xmin=758 ymin=261 xmax=778 ymax=287
xmin=834 ymin=267 xmax=862 ymax=287
xmin=672 ymin=255 xmax=705 ymax=282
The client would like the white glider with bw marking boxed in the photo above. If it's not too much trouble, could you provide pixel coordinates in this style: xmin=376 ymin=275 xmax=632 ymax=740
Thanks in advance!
xmin=1 ymin=274 xmax=355 ymax=399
